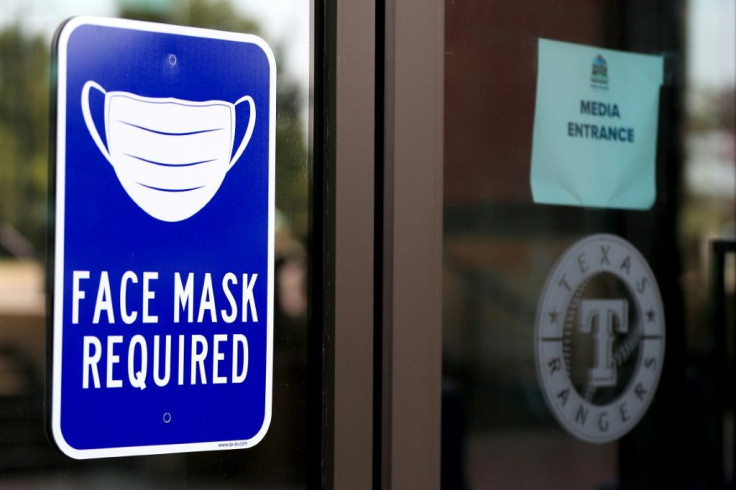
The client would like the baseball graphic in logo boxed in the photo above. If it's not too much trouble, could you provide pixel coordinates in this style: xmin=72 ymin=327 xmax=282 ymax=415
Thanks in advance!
xmin=535 ymin=234 xmax=664 ymax=443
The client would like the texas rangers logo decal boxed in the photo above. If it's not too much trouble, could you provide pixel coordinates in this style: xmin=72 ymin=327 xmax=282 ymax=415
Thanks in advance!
xmin=535 ymin=234 xmax=664 ymax=443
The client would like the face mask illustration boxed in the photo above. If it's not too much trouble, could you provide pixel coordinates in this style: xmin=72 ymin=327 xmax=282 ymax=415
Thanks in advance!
xmin=81 ymin=80 xmax=256 ymax=222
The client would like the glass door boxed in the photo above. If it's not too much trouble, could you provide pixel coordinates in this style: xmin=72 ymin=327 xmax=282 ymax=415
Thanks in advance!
xmin=442 ymin=1 xmax=735 ymax=488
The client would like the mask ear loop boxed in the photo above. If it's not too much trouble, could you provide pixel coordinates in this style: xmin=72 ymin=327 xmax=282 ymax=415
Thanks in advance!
xmin=81 ymin=80 xmax=112 ymax=163
xmin=229 ymin=95 xmax=256 ymax=169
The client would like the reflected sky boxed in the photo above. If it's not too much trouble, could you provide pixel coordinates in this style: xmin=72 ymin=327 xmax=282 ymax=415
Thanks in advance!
xmin=687 ymin=0 xmax=735 ymax=89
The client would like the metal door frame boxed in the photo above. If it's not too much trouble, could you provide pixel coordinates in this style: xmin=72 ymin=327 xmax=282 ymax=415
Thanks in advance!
xmin=318 ymin=0 xmax=444 ymax=488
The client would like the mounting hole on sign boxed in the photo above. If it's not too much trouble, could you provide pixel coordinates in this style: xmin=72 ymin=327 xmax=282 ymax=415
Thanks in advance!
xmin=163 ymin=412 xmax=172 ymax=424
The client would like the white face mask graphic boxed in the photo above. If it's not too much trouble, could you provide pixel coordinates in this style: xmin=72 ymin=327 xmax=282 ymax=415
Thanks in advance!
xmin=81 ymin=81 xmax=256 ymax=222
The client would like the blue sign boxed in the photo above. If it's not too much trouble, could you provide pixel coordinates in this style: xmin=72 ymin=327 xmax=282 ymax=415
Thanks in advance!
xmin=51 ymin=17 xmax=275 ymax=458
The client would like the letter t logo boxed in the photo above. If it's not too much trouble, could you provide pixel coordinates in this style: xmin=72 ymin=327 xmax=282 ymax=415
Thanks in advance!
xmin=579 ymin=299 xmax=628 ymax=387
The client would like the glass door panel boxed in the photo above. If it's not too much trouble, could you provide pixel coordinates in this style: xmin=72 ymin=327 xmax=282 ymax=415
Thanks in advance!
xmin=442 ymin=1 xmax=735 ymax=488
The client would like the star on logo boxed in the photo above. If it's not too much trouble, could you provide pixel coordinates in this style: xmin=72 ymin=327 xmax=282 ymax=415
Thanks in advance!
xmin=548 ymin=309 xmax=559 ymax=324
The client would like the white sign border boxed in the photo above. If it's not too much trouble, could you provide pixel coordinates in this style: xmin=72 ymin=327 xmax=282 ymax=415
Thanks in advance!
xmin=52 ymin=16 xmax=276 ymax=459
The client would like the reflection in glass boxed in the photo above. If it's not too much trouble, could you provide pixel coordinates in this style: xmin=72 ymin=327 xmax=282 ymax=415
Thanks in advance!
xmin=443 ymin=1 xmax=734 ymax=488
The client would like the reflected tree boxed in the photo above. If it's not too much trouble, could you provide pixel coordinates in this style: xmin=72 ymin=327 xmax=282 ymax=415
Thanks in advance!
xmin=0 ymin=27 xmax=48 ymax=256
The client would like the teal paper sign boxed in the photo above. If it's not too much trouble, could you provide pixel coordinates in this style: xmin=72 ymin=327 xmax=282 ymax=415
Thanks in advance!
xmin=530 ymin=39 xmax=663 ymax=209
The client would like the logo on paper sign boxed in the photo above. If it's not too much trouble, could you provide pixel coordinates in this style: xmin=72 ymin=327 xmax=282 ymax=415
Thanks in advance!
xmin=591 ymin=54 xmax=608 ymax=90
xmin=535 ymin=234 xmax=664 ymax=443
xmin=82 ymin=81 xmax=256 ymax=222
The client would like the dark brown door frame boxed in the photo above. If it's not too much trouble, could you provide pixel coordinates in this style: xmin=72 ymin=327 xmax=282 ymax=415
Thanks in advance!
xmin=379 ymin=0 xmax=444 ymax=488
xmin=322 ymin=0 xmax=443 ymax=487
